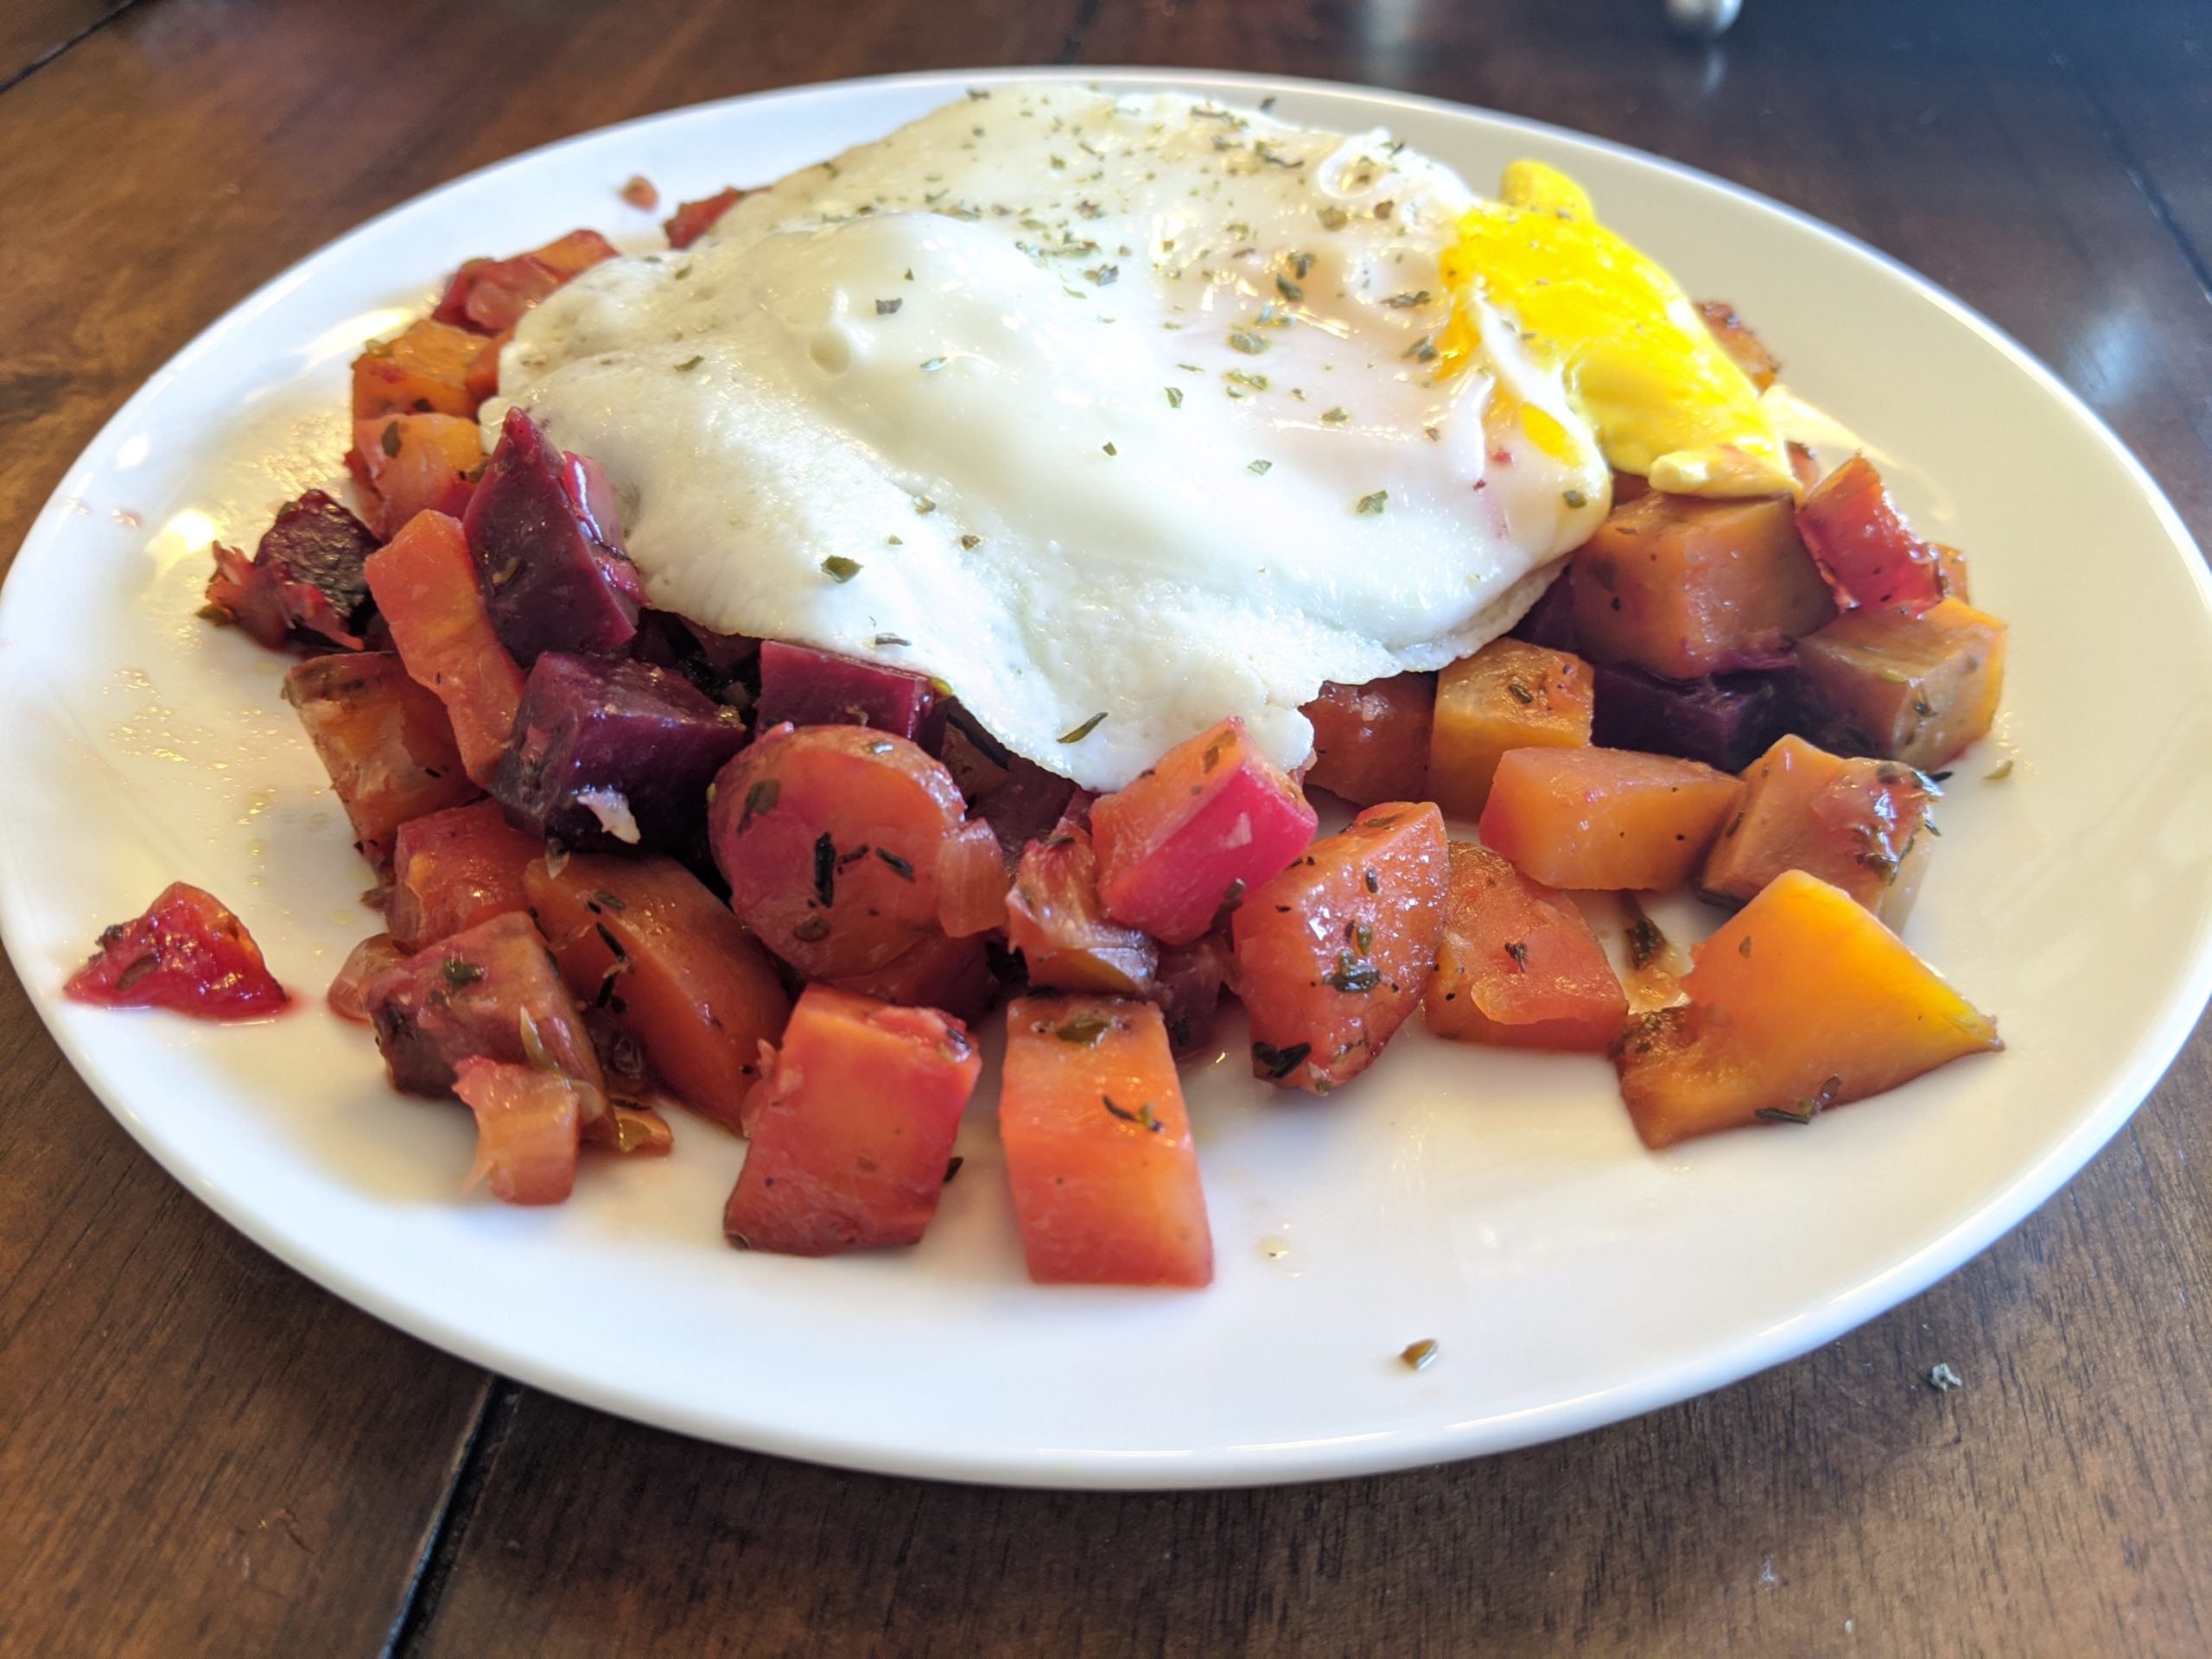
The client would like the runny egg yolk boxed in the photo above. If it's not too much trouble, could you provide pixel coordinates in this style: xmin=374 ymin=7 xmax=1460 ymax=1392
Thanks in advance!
xmin=1441 ymin=160 xmax=1798 ymax=499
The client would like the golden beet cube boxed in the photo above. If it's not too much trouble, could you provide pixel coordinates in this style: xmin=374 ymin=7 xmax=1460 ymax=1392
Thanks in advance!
xmin=1797 ymin=596 xmax=2006 ymax=769
xmin=1427 ymin=638 xmax=1592 ymax=820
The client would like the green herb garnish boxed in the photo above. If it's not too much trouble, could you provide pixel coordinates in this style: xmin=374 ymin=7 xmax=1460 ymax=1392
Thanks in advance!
xmin=820 ymin=555 xmax=861 ymax=582
xmin=1058 ymin=711 xmax=1108 ymax=743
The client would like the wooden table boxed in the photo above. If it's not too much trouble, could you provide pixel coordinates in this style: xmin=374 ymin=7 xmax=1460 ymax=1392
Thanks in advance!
xmin=4 ymin=2 xmax=2209 ymax=1652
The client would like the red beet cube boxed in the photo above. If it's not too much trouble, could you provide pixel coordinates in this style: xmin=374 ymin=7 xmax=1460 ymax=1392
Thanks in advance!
xmin=1089 ymin=717 xmax=1319 ymax=945
xmin=754 ymin=639 xmax=945 ymax=747
xmin=463 ymin=407 xmax=644 ymax=664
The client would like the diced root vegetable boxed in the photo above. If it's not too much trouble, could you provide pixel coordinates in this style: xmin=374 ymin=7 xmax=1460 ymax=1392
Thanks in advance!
xmin=1231 ymin=802 xmax=1448 ymax=1094
xmin=754 ymin=639 xmax=945 ymax=747
xmin=202 ymin=490 xmax=378 ymax=652
xmin=937 ymin=817 xmax=1012 ymax=938
xmin=493 ymin=652 xmax=749 ymax=853
xmin=64 ymin=883 xmax=289 ymax=1019
xmin=1090 ymin=716 xmax=1319 ymax=945
xmin=353 ymin=414 xmax=485 ymax=539
xmin=351 ymin=317 xmax=485 ymax=421
xmin=1588 ymin=660 xmax=1791 ymax=774
xmin=1150 ymin=933 xmax=1233 ymax=1058
xmin=823 ymin=929 xmax=996 ymax=1025
xmin=1613 ymin=869 xmax=2000 ymax=1147
xmin=1424 ymin=843 xmax=1625 ymax=1051
xmin=1795 ymin=596 xmax=2006 ymax=769
xmin=724 ymin=986 xmax=980 ymax=1255
xmin=1006 ymin=820 xmax=1157 ymax=995
xmin=1300 ymin=674 xmax=1434 ymax=808
xmin=329 ymin=933 xmax=407 ymax=1022
xmin=1700 ymin=735 xmax=1940 ymax=926
xmin=434 ymin=230 xmax=618 ymax=334
xmin=664 ymin=187 xmax=749 ymax=249
xmin=1427 ymin=639 xmax=1594 ymax=819
xmin=1570 ymin=491 xmax=1834 ymax=678
xmin=526 ymin=853 xmax=791 ymax=1135
xmin=283 ymin=652 xmax=480 ymax=872
xmin=709 ymin=722 xmax=967 ymax=977
xmin=388 ymin=798 xmax=541 ymax=952
xmin=453 ymin=1058 xmax=582 ymax=1205
xmin=361 ymin=911 xmax=605 ymax=1103
xmin=463 ymin=408 xmax=643 ymax=664
xmin=1000 ymin=995 xmax=1212 ymax=1287
xmin=1695 ymin=300 xmax=1781 ymax=391
xmin=1478 ymin=747 xmax=1744 ymax=892
xmin=364 ymin=510 xmax=526 ymax=788
xmin=1795 ymin=454 xmax=1946 ymax=615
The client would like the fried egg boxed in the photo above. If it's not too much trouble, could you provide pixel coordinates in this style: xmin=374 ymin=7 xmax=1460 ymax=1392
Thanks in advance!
xmin=493 ymin=88 xmax=1763 ymax=788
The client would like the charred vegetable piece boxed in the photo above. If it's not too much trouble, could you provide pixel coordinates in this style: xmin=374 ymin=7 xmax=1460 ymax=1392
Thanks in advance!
xmin=1695 ymin=300 xmax=1781 ymax=391
xmin=364 ymin=510 xmax=526 ymax=788
xmin=1005 ymin=819 xmax=1158 ymax=995
xmin=1427 ymin=639 xmax=1594 ymax=819
xmin=1423 ymin=843 xmax=1625 ymax=1052
xmin=724 ymin=986 xmax=980 ymax=1256
xmin=1795 ymin=597 xmax=2007 ymax=769
xmin=937 ymin=817 xmax=1012 ymax=938
xmin=753 ymin=639 xmax=946 ymax=747
xmin=1571 ymin=492 xmax=1834 ymax=678
xmin=463 ymin=408 xmax=643 ymax=664
xmin=1796 ymin=455 xmax=1947 ymax=615
xmin=664 ymin=187 xmax=750 ymax=250
xmin=65 ymin=882 xmax=289 ymax=1018
xmin=328 ymin=933 xmax=407 ymax=1023
xmin=388 ymin=798 xmax=540 ymax=953
xmin=452 ymin=1058 xmax=582 ymax=1205
xmin=433 ymin=229 xmax=619 ymax=334
xmin=1479 ymin=747 xmax=1745 ymax=892
xmin=495 ymin=652 xmax=748 ymax=852
xmin=823 ymin=929 xmax=996 ymax=1026
xmin=525 ymin=853 xmax=791 ymax=1135
xmin=1151 ymin=932 xmax=1233 ymax=1058
xmin=1231 ymin=802 xmax=1448 ymax=1095
xmin=1613 ymin=869 xmax=2000 ymax=1147
xmin=353 ymin=414 xmax=485 ymax=540
xmin=709 ymin=722 xmax=966 ymax=977
xmin=283 ymin=652 xmax=479 ymax=872
xmin=360 ymin=911 xmax=605 ymax=1103
xmin=203 ymin=490 xmax=378 ymax=652
xmin=1588 ymin=660 xmax=1792 ymax=774
xmin=1701 ymin=736 xmax=1940 ymax=926
xmin=1300 ymin=674 xmax=1434 ymax=808
xmin=1091 ymin=716 xmax=1319 ymax=946
xmin=1000 ymin=995 xmax=1212 ymax=1287
xmin=351 ymin=317 xmax=484 ymax=421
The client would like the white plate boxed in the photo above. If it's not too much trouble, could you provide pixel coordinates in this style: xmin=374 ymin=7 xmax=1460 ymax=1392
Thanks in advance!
xmin=8 ymin=68 xmax=2211 ymax=1491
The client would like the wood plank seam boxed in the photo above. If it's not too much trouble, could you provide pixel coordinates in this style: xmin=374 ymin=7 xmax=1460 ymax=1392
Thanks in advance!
xmin=1057 ymin=0 xmax=1103 ymax=65
xmin=0 ymin=0 xmax=153 ymax=100
xmin=382 ymin=1379 xmax=525 ymax=1659
xmin=2034 ymin=21 xmax=2212 ymax=307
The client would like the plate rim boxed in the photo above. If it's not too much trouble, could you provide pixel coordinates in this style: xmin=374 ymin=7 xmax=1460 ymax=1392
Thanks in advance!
xmin=9 ymin=63 xmax=2212 ymax=1491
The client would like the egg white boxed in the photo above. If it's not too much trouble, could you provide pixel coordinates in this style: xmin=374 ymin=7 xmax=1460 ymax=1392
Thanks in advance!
xmin=495 ymin=86 xmax=1607 ymax=788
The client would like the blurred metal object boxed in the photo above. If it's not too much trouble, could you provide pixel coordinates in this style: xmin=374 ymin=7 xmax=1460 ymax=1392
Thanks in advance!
xmin=1666 ymin=0 xmax=1742 ymax=41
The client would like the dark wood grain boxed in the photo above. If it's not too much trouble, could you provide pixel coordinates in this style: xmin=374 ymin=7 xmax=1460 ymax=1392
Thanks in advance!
xmin=0 ymin=950 xmax=493 ymax=1658
xmin=3 ymin=0 xmax=2209 ymax=1655
xmin=0 ymin=0 xmax=135 ymax=89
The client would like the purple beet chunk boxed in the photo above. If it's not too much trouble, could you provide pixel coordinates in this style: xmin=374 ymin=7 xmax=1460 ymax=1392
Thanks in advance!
xmin=463 ymin=407 xmax=643 ymax=664
xmin=1590 ymin=662 xmax=1790 ymax=773
xmin=982 ymin=758 xmax=1079 ymax=861
xmin=1507 ymin=568 xmax=1579 ymax=654
xmin=493 ymin=652 xmax=749 ymax=852
xmin=754 ymin=639 xmax=946 ymax=748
